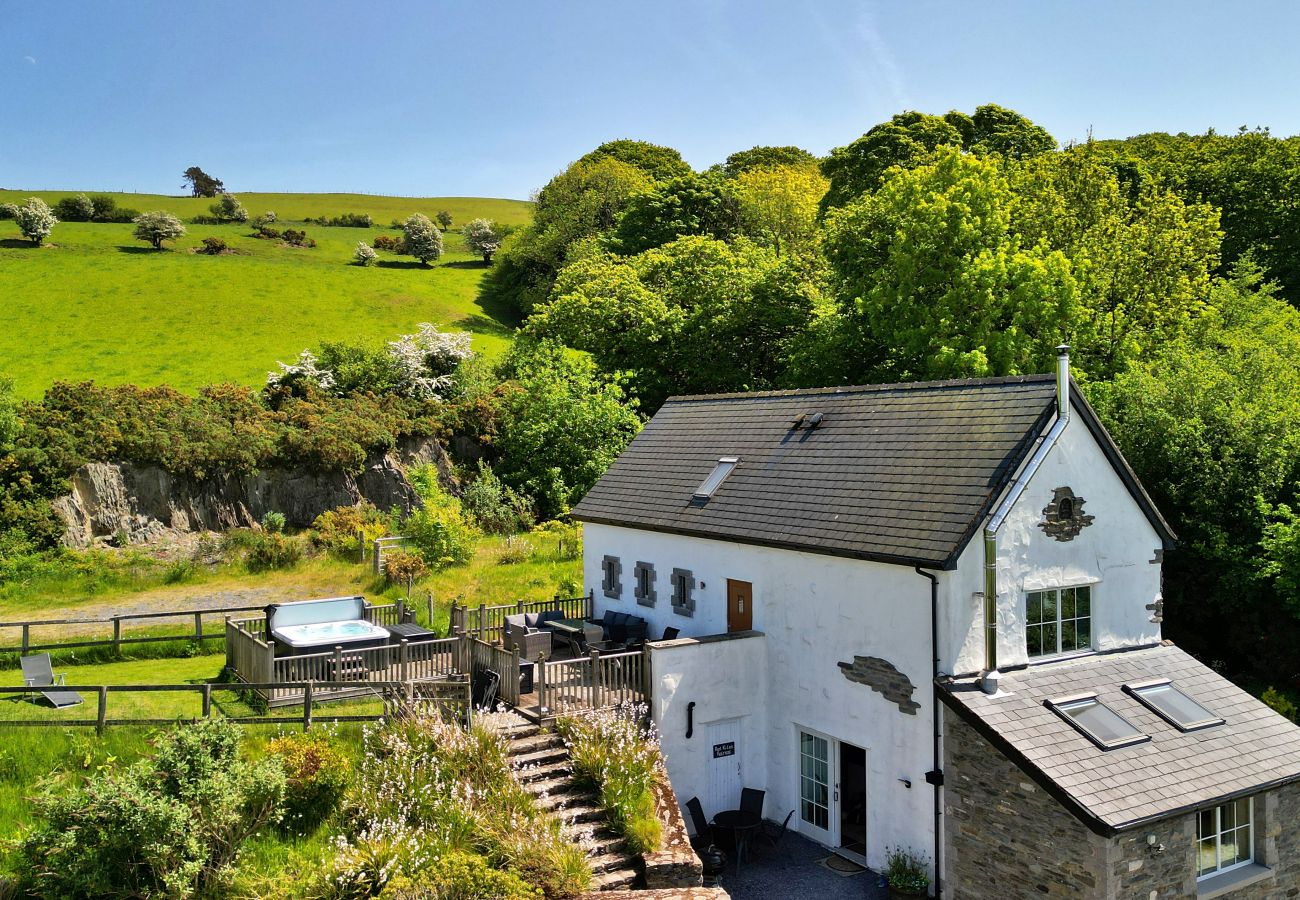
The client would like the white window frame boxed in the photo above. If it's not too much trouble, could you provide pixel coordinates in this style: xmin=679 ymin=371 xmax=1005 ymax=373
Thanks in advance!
xmin=1025 ymin=584 xmax=1095 ymax=660
xmin=1196 ymin=798 xmax=1254 ymax=880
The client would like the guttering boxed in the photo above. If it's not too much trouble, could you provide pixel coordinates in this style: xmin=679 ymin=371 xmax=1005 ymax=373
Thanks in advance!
xmin=915 ymin=566 xmax=943 ymax=899
xmin=980 ymin=345 xmax=1071 ymax=694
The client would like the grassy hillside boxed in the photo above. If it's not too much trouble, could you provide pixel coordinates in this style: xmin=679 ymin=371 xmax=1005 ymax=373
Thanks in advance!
xmin=0 ymin=193 xmax=531 ymax=397
xmin=0 ymin=190 xmax=532 ymax=228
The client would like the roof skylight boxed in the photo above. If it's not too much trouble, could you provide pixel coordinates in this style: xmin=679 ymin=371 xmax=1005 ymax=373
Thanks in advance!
xmin=693 ymin=457 xmax=739 ymax=501
xmin=1123 ymin=679 xmax=1224 ymax=732
xmin=1046 ymin=694 xmax=1149 ymax=750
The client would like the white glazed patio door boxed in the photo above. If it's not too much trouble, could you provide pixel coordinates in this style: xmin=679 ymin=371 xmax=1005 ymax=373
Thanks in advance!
xmin=797 ymin=728 xmax=836 ymax=844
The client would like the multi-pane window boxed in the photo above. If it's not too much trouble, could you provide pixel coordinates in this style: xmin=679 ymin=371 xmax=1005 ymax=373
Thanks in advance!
xmin=601 ymin=555 xmax=622 ymax=599
xmin=1026 ymin=585 xmax=1092 ymax=658
xmin=799 ymin=732 xmax=829 ymax=831
xmin=1197 ymin=798 xmax=1253 ymax=879
xmin=671 ymin=568 xmax=695 ymax=617
xmin=634 ymin=561 xmax=656 ymax=607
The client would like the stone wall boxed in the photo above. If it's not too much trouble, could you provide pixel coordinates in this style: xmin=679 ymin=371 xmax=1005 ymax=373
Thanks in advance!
xmin=644 ymin=768 xmax=704 ymax=890
xmin=944 ymin=707 xmax=1108 ymax=899
xmin=51 ymin=436 xmax=453 ymax=547
xmin=945 ymin=707 xmax=1300 ymax=899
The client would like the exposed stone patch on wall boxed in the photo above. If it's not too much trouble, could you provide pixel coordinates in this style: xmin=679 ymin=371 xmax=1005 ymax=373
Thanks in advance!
xmin=52 ymin=436 xmax=453 ymax=548
xmin=1039 ymin=486 xmax=1095 ymax=541
xmin=838 ymin=655 xmax=921 ymax=714
xmin=944 ymin=707 xmax=1107 ymax=898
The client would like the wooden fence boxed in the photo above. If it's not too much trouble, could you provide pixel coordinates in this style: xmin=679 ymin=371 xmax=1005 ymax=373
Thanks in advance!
xmin=372 ymin=535 xmax=413 ymax=576
xmin=450 ymin=593 xmax=592 ymax=645
xmin=0 ymin=677 xmax=471 ymax=733
xmin=466 ymin=635 xmax=524 ymax=707
xmin=536 ymin=647 xmax=647 ymax=715
xmin=1 ymin=603 xmax=269 ymax=655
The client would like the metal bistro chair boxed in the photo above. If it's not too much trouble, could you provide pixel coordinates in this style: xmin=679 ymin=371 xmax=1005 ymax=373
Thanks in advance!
xmin=661 ymin=626 xmax=681 ymax=641
xmin=685 ymin=796 xmax=713 ymax=850
xmin=761 ymin=810 xmax=794 ymax=848
xmin=739 ymin=787 xmax=766 ymax=819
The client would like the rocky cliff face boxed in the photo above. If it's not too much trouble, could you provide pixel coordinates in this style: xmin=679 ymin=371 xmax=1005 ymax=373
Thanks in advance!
xmin=52 ymin=437 xmax=453 ymax=548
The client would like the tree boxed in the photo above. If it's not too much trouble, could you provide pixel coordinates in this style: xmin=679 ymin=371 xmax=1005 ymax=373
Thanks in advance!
xmin=733 ymin=164 xmax=828 ymax=256
xmin=613 ymin=172 xmax=743 ymax=255
xmin=401 ymin=213 xmax=444 ymax=266
xmin=435 ymin=210 xmax=453 ymax=231
xmin=576 ymin=139 xmax=692 ymax=182
xmin=494 ymin=339 xmax=642 ymax=518
xmin=353 ymin=241 xmax=377 ymax=266
xmin=529 ymin=235 xmax=818 ymax=410
xmin=53 ymin=193 xmax=95 ymax=222
xmin=719 ymin=145 xmax=818 ymax=178
xmin=132 ymin=211 xmax=186 ymax=249
xmin=461 ymin=218 xmax=501 ymax=263
xmin=13 ymin=198 xmax=57 ymax=246
xmin=209 ymin=193 xmax=248 ymax=223
xmin=182 ymin=166 xmax=224 ymax=198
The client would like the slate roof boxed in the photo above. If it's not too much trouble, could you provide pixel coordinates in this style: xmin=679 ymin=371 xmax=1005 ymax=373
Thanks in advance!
xmin=938 ymin=644 xmax=1300 ymax=835
xmin=572 ymin=374 xmax=1172 ymax=570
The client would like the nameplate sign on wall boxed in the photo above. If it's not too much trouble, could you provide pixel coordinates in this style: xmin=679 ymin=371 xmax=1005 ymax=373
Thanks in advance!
xmin=713 ymin=741 xmax=735 ymax=758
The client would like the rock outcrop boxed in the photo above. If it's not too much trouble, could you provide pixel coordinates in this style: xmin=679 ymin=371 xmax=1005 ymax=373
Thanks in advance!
xmin=52 ymin=437 xmax=453 ymax=548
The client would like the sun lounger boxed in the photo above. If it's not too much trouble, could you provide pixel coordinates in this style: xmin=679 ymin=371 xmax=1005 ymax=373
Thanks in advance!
xmin=20 ymin=653 xmax=84 ymax=709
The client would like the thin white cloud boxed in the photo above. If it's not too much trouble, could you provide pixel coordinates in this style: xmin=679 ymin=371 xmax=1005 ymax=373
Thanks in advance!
xmin=854 ymin=4 xmax=908 ymax=111
xmin=23 ymin=55 xmax=36 ymax=65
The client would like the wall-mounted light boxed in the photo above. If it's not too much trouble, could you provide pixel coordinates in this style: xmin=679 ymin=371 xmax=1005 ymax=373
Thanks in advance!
xmin=1146 ymin=834 xmax=1164 ymax=853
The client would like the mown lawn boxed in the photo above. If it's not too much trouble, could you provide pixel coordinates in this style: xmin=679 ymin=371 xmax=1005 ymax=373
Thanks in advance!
xmin=0 ymin=193 xmax=530 ymax=398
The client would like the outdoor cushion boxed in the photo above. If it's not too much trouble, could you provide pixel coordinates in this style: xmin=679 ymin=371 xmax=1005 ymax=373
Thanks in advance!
xmin=504 ymin=614 xmax=526 ymax=631
xmin=523 ymin=612 xmax=541 ymax=628
xmin=536 ymin=610 xmax=564 ymax=628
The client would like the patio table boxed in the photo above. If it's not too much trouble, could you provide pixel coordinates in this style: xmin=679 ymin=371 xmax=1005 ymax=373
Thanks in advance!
xmin=549 ymin=617 xmax=589 ymax=655
xmin=713 ymin=809 xmax=762 ymax=872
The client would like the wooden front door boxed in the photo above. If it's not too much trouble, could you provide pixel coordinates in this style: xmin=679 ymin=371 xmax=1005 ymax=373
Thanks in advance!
xmin=727 ymin=579 xmax=753 ymax=632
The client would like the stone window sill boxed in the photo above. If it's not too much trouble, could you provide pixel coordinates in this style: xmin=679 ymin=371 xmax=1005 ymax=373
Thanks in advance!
xmin=1198 ymin=863 xmax=1272 ymax=899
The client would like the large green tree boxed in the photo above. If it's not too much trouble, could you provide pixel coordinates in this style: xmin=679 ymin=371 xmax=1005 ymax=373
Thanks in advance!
xmin=719 ymin=145 xmax=818 ymax=178
xmin=613 ymin=172 xmax=743 ymax=254
xmin=576 ymin=139 xmax=692 ymax=182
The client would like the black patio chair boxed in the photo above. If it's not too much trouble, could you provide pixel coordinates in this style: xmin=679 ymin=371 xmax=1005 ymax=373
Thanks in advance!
xmin=685 ymin=796 xmax=712 ymax=849
xmin=661 ymin=626 xmax=680 ymax=641
xmin=739 ymin=787 xmax=765 ymax=819
xmin=761 ymin=809 xmax=794 ymax=848
xmin=471 ymin=668 xmax=500 ymax=710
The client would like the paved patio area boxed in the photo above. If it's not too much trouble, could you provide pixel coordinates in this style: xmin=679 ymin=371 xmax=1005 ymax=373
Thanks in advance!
xmin=715 ymin=831 xmax=889 ymax=899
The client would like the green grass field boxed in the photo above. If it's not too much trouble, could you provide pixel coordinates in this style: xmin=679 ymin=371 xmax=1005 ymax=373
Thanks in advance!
xmin=0 ymin=191 xmax=531 ymax=397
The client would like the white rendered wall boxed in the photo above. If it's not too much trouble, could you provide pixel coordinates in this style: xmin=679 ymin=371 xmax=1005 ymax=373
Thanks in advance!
xmin=940 ymin=405 xmax=1165 ymax=677
xmin=583 ymin=523 xmax=938 ymax=874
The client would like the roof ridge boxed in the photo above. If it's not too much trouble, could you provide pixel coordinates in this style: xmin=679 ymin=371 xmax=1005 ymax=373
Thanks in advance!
xmin=663 ymin=373 xmax=1056 ymax=404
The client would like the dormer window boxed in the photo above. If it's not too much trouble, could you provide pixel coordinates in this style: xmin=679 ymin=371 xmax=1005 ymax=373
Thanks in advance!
xmin=1026 ymin=585 xmax=1093 ymax=659
xmin=693 ymin=457 xmax=738 ymax=502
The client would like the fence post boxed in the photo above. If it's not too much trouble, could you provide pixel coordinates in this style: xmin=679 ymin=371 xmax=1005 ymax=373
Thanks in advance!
xmin=96 ymin=686 xmax=107 ymax=734
xmin=21 ymin=624 xmax=29 ymax=655
xmin=112 ymin=617 xmax=121 ymax=655
xmin=512 ymin=645 xmax=522 ymax=705
xmin=642 ymin=643 xmax=652 ymax=702
xmin=449 ymin=601 xmax=458 ymax=635
xmin=373 ymin=539 xmax=383 ymax=576
xmin=477 ymin=604 xmax=486 ymax=642
xmin=358 ymin=529 xmax=365 ymax=564
xmin=538 ymin=654 xmax=548 ymax=715
xmin=396 ymin=598 xmax=406 ymax=625
xmin=400 ymin=639 xmax=409 ymax=683
xmin=202 ymin=683 xmax=212 ymax=718
xmin=333 ymin=645 xmax=343 ymax=681
xmin=193 ymin=612 xmax=203 ymax=643
xmin=516 ymin=599 xmax=524 ymax=614
xmin=427 ymin=593 xmax=434 ymax=631
xmin=587 ymin=589 xmax=595 ymax=620
xmin=304 ymin=682 xmax=314 ymax=731
xmin=590 ymin=648 xmax=601 ymax=708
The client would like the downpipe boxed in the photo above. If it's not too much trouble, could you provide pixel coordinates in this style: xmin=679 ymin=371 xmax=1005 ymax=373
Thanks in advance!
xmin=915 ymin=566 xmax=943 ymax=899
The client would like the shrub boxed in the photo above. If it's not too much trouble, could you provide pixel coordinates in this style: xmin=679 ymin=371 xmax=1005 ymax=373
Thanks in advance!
xmin=89 ymin=194 xmax=138 ymax=223
xmin=311 ymin=501 xmax=391 ymax=556
xmin=209 ymin=192 xmax=249 ymax=223
xmin=462 ymin=217 xmax=501 ymax=263
xmin=401 ymin=213 xmax=443 ymax=265
xmin=266 ymin=731 xmax=351 ymax=834
xmin=133 ymin=210 xmax=187 ymax=249
xmin=884 ymin=846 xmax=931 ymax=894
xmin=262 ymin=510 xmax=287 ymax=534
xmin=244 ymin=531 xmax=302 ymax=571
xmin=404 ymin=465 xmax=477 ymax=569
xmin=373 ymin=233 xmax=405 ymax=253
xmin=436 ymin=210 xmax=453 ymax=231
xmin=53 ymin=192 xmax=95 ymax=221
xmin=354 ymin=241 xmax=377 ymax=266
xmin=461 ymin=461 xmax=534 ymax=533
xmin=384 ymin=549 xmax=428 ymax=588
xmin=252 ymin=211 xmax=277 ymax=228
xmin=282 ymin=228 xmax=316 ymax=248
xmin=198 ymin=236 xmax=228 ymax=255
xmin=254 ymin=225 xmax=282 ymax=239
xmin=1263 ymin=687 xmax=1298 ymax=722
xmin=163 ymin=557 xmax=199 ymax=583
xmin=13 ymin=197 xmax=57 ymax=245
xmin=308 ymin=212 xmax=373 ymax=228
xmin=0 ymin=202 xmax=18 ymax=220
xmin=496 ymin=536 xmax=533 ymax=565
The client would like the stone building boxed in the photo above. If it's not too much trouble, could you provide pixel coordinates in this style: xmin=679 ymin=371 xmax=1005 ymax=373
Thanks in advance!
xmin=570 ymin=347 xmax=1300 ymax=897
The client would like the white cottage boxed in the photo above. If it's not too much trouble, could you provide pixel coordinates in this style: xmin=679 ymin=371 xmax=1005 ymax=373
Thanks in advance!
xmin=571 ymin=348 xmax=1300 ymax=899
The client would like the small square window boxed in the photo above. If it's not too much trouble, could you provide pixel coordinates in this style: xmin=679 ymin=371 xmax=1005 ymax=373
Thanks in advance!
xmin=1046 ymin=693 xmax=1148 ymax=750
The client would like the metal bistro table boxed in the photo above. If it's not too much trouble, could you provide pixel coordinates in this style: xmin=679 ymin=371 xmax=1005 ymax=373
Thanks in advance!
xmin=712 ymin=809 xmax=762 ymax=872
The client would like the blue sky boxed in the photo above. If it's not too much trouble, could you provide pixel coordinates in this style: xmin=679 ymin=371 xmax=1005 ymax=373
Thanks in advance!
xmin=3 ymin=1 xmax=1298 ymax=199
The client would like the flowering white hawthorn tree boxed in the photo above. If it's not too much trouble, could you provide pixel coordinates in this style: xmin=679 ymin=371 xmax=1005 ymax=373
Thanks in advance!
xmin=210 ymin=193 xmax=249 ymax=223
xmin=266 ymin=349 xmax=336 ymax=393
xmin=401 ymin=213 xmax=443 ymax=266
xmin=353 ymin=241 xmax=377 ymax=266
xmin=132 ymin=211 xmax=187 ymax=249
xmin=387 ymin=323 xmax=473 ymax=399
xmin=462 ymin=218 xmax=501 ymax=264
xmin=14 ymin=198 xmax=57 ymax=245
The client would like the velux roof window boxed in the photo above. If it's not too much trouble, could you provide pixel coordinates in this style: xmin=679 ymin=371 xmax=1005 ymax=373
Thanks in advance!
xmin=1046 ymin=693 xmax=1149 ymax=750
xmin=1124 ymin=679 xmax=1224 ymax=732
xmin=693 ymin=457 xmax=739 ymax=502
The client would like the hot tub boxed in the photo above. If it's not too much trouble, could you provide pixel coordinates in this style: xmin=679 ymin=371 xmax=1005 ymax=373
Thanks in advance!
xmin=271 ymin=619 xmax=390 ymax=652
